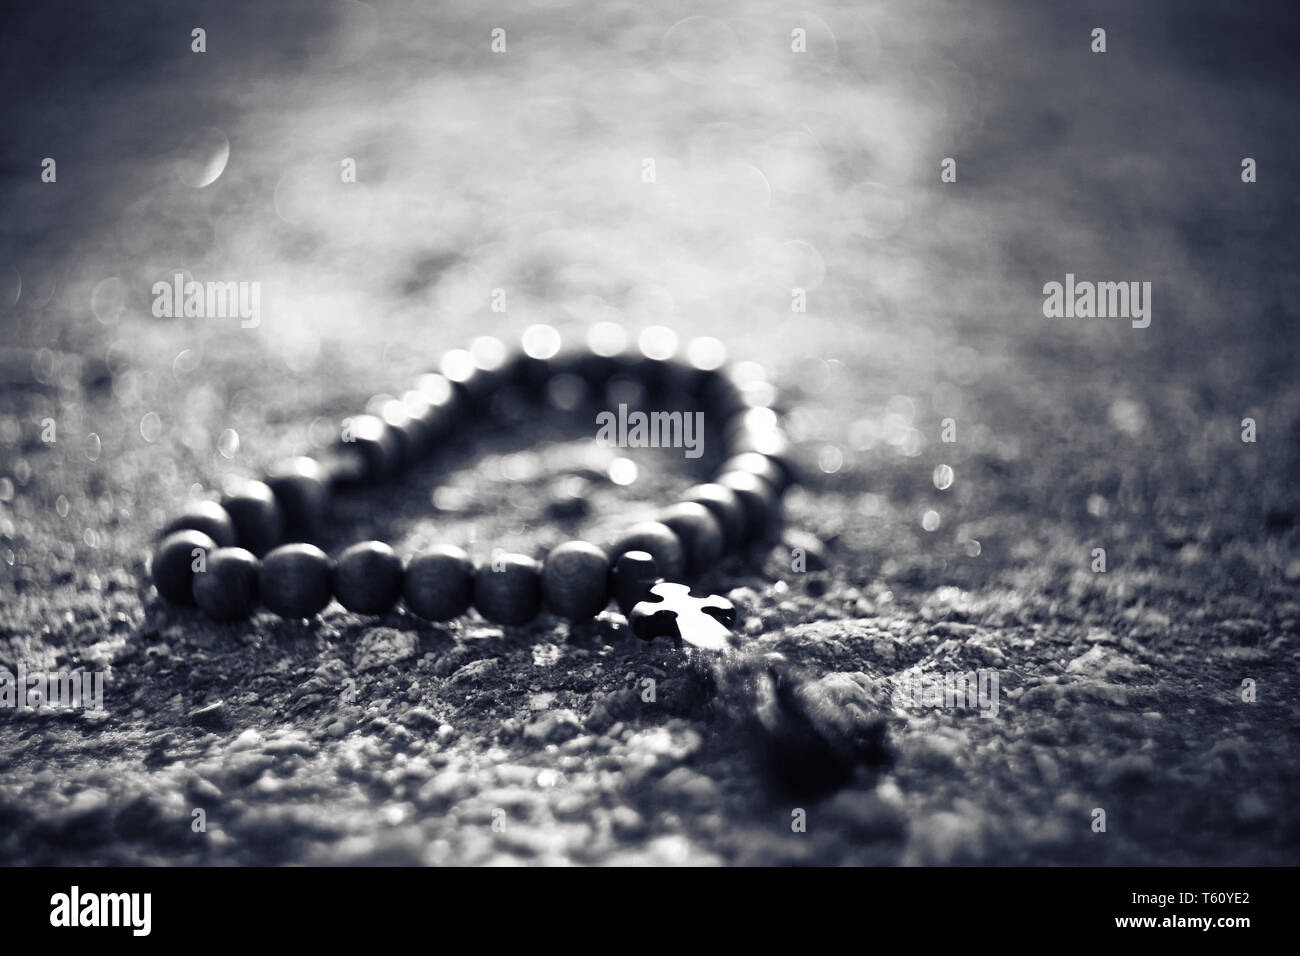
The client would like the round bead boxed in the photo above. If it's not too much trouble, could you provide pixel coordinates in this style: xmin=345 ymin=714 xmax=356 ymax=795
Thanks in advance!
xmin=609 ymin=521 xmax=686 ymax=582
xmin=658 ymin=502 xmax=725 ymax=577
xmin=474 ymin=553 xmax=543 ymax=626
xmin=513 ymin=324 xmax=564 ymax=389
xmin=265 ymin=457 xmax=330 ymax=537
xmin=259 ymin=543 xmax=334 ymax=619
xmin=704 ymin=375 xmax=746 ymax=419
xmin=583 ymin=321 xmax=632 ymax=386
xmin=318 ymin=444 xmax=368 ymax=486
xmin=152 ymin=529 xmax=218 ymax=606
xmin=366 ymin=395 xmax=423 ymax=467
xmin=412 ymin=373 xmax=461 ymax=442
xmin=339 ymin=414 xmax=401 ymax=483
xmin=192 ymin=547 xmax=260 ymax=621
xmin=684 ymin=483 xmax=746 ymax=550
xmin=634 ymin=325 xmax=687 ymax=395
xmin=719 ymin=451 xmax=789 ymax=494
xmin=221 ymin=479 xmax=285 ymax=556
xmin=541 ymin=541 xmax=610 ymax=621
xmin=727 ymin=427 xmax=793 ymax=476
xmin=398 ymin=389 xmax=443 ymax=452
xmin=333 ymin=541 xmax=404 ymax=615
xmin=403 ymin=545 xmax=475 ymax=621
xmin=442 ymin=339 xmax=510 ymax=408
xmin=163 ymin=500 xmax=238 ymax=548
xmin=609 ymin=550 xmax=660 ymax=615
xmin=717 ymin=471 xmax=778 ymax=543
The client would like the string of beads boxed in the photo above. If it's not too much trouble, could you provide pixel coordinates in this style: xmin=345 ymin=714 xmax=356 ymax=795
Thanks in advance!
xmin=149 ymin=323 xmax=796 ymax=629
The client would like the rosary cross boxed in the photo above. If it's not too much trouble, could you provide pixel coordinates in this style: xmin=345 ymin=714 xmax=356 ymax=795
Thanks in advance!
xmin=629 ymin=582 xmax=737 ymax=653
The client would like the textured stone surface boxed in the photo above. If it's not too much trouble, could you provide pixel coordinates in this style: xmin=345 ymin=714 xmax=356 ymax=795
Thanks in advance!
xmin=1 ymin=0 xmax=1298 ymax=866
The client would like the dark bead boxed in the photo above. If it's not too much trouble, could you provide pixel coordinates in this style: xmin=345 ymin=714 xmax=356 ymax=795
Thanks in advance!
xmin=474 ymin=553 xmax=542 ymax=626
xmin=726 ymin=361 xmax=777 ymax=403
xmin=265 ymin=457 xmax=330 ymax=537
xmin=609 ymin=550 xmax=660 ymax=615
xmin=442 ymin=339 xmax=510 ymax=408
xmin=684 ymin=483 xmax=746 ymax=550
xmin=658 ymin=502 xmax=724 ymax=578
xmin=333 ymin=541 xmax=404 ymax=615
xmin=192 ymin=547 xmax=260 ymax=621
xmin=366 ymin=395 xmax=423 ymax=466
xmin=541 ymin=541 xmax=610 ymax=621
xmin=339 ymin=413 xmax=401 ymax=482
xmin=717 ymin=471 xmax=779 ymax=543
xmin=782 ymin=529 xmax=829 ymax=571
xmin=609 ymin=521 xmax=686 ymax=582
xmin=704 ymin=375 xmax=746 ymax=419
xmin=399 ymin=388 xmax=453 ymax=452
xmin=260 ymin=543 xmax=334 ymax=618
xmin=634 ymin=326 xmax=693 ymax=396
xmin=152 ymin=529 xmax=218 ymax=605
xmin=728 ymin=425 xmax=792 ymax=469
xmin=163 ymin=500 xmax=238 ymax=548
xmin=582 ymin=321 xmax=632 ymax=387
xmin=680 ymin=343 xmax=728 ymax=397
xmin=412 ymin=373 xmax=461 ymax=441
xmin=221 ymin=479 xmax=284 ymax=556
xmin=719 ymin=451 xmax=789 ymax=494
xmin=318 ymin=444 xmax=368 ymax=486
xmin=513 ymin=324 xmax=564 ymax=389
xmin=724 ymin=405 xmax=780 ymax=441
xmin=403 ymin=545 xmax=475 ymax=621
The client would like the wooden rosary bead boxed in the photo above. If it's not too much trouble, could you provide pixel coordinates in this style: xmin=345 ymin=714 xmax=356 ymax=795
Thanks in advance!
xmin=339 ymin=413 xmax=401 ymax=483
xmin=609 ymin=550 xmax=660 ymax=615
xmin=579 ymin=322 xmax=631 ymax=387
xmin=163 ymin=500 xmax=238 ymax=548
xmin=334 ymin=540 xmax=404 ymax=615
xmin=220 ymin=479 xmax=284 ymax=556
xmin=192 ymin=547 xmax=260 ymax=621
xmin=633 ymin=326 xmax=693 ymax=396
xmin=474 ymin=553 xmax=543 ymax=626
xmin=728 ymin=426 xmax=792 ymax=471
xmin=367 ymin=395 xmax=424 ymax=467
xmin=682 ymin=336 xmax=728 ymax=396
xmin=658 ymin=502 xmax=725 ymax=577
xmin=684 ymin=483 xmax=746 ymax=550
xmin=317 ymin=444 xmax=368 ymax=486
xmin=719 ymin=451 xmax=789 ymax=495
xmin=399 ymin=388 xmax=451 ymax=454
xmin=717 ymin=470 xmax=779 ymax=543
xmin=609 ymin=520 xmax=686 ymax=582
xmin=442 ymin=338 xmax=510 ymax=409
xmin=152 ymin=529 xmax=218 ymax=606
xmin=412 ymin=373 xmax=460 ymax=442
xmin=541 ymin=540 xmax=610 ymax=621
xmin=265 ymin=457 xmax=330 ymax=537
xmin=512 ymin=324 xmax=565 ymax=389
xmin=403 ymin=545 xmax=475 ymax=621
xmin=260 ymin=543 xmax=334 ymax=619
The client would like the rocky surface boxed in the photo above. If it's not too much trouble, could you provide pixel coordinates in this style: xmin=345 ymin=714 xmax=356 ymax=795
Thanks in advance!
xmin=1 ymin=0 xmax=1298 ymax=865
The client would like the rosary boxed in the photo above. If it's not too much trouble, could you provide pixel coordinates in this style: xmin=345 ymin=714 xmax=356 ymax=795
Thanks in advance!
xmin=148 ymin=323 xmax=889 ymax=794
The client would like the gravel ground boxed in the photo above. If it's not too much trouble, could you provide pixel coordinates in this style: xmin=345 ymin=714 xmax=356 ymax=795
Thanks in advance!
xmin=1 ymin=0 xmax=1298 ymax=865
